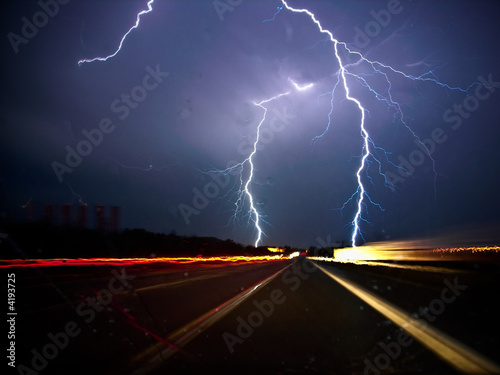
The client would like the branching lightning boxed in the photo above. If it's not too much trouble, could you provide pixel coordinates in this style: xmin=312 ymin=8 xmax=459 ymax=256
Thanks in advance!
xmin=209 ymin=91 xmax=289 ymax=247
xmin=269 ymin=0 xmax=489 ymax=247
xmin=245 ymin=92 xmax=290 ymax=246
xmin=207 ymin=81 xmax=312 ymax=247
xmin=78 ymin=0 xmax=155 ymax=66
xmin=272 ymin=1 xmax=379 ymax=247
xmin=75 ymin=0 xmax=495 ymax=249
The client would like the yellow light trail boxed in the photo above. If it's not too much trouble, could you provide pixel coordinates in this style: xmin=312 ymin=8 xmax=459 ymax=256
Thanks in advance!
xmin=0 ymin=255 xmax=287 ymax=268
xmin=433 ymin=246 xmax=500 ymax=254
xmin=310 ymin=240 xmax=500 ymax=263
xmin=309 ymin=257 xmax=470 ymax=274
xmin=313 ymin=262 xmax=500 ymax=374
xmin=267 ymin=247 xmax=285 ymax=253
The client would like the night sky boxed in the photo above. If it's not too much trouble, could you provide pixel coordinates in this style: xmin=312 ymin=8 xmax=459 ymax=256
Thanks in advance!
xmin=1 ymin=0 xmax=500 ymax=248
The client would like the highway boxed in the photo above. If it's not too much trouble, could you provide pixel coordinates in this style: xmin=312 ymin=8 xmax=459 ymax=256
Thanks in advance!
xmin=5 ymin=257 xmax=500 ymax=374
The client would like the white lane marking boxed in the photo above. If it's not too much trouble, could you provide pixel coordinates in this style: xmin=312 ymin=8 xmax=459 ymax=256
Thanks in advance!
xmin=313 ymin=262 xmax=500 ymax=374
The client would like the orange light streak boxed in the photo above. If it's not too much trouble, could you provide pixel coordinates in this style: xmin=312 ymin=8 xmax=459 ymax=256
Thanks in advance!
xmin=0 ymin=255 xmax=287 ymax=268
xmin=311 ymin=241 xmax=500 ymax=263
xmin=267 ymin=247 xmax=285 ymax=253
xmin=433 ymin=246 xmax=500 ymax=254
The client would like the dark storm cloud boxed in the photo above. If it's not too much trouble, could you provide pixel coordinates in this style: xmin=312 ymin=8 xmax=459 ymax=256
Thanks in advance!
xmin=1 ymin=0 xmax=499 ymax=248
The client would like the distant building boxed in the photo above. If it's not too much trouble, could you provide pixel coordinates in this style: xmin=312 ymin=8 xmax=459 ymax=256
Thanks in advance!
xmin=21 ymin=202 xmax=119 ymax=232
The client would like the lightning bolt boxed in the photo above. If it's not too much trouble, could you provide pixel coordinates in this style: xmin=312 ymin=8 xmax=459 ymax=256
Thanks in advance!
xmin=272 ymin=1 xmax=486 ymax=247
xmin=244 ymin=91 xmax=290 ymax=246
xmin=214 ymin=91 xmax=290 ymax=247
xmin=74 ymin=0 xmax=493 ymax=249
xmin=208 ymin=81 xmax=312 ymax=247
xmin=78 ymin=0 xmax=155 ymax=66
xmin=288 ymin=77 xmax=314 ymax=91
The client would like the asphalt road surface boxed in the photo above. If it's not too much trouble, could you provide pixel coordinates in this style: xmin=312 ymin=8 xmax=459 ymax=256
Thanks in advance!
xmin=4 ymin=257 xmax=500 ymax=375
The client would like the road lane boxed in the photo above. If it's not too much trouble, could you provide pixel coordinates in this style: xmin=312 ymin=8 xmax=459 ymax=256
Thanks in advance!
xmin=6 ymin=257 xmax=499 ymax=375
xmin=313 ymin=259 xmax=500 ymax=364
xmin=8 ymin=259 xmax=292 ymax=375
xmin=148 ymin=257 xmax=500 ymax=375
xmin=127 ymin=261 xmax=295 ymax=375
xmin=315 ymin=262 xmax=500 ymax=374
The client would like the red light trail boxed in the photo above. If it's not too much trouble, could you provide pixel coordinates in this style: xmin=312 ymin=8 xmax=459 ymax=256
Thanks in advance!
xmin=0 ymin=255 xmax=288 ymax=269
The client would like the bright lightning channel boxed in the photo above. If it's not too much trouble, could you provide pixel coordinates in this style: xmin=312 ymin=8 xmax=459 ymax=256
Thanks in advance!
xmin=247 ymin=91 xmax=290 ymax=246
xmin=288 ymin=77 xmax=314 ymax=91
xmin=77 ymin=0 xmax=155 ymax=66
xmin=208 ymin=80 xmax=312 ymax=247
xmin=276 ymin=1 xmax=372 ymax=247
xmin=274 ymin=0 xmax=489 ymax=247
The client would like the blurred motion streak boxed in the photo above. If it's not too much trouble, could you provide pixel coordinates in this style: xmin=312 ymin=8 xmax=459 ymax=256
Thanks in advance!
xmin=433 ymin=246 xmax=500 ymax=254
xmin=313 ymin=263 xmax=500 ymax=374
xmin=310 ymin=257 xmax=470 ymax=274
xmin=311 ymin=240 xmax=500 ymax=263
xmin=0 ymin=256 xmax=287 ymax=269
xmin=267 ymin=247 xmax=285 ymax=253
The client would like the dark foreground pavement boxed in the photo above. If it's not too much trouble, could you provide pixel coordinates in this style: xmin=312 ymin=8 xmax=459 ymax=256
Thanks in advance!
xmin=4 ymin=257 xmax=500 ymax=375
